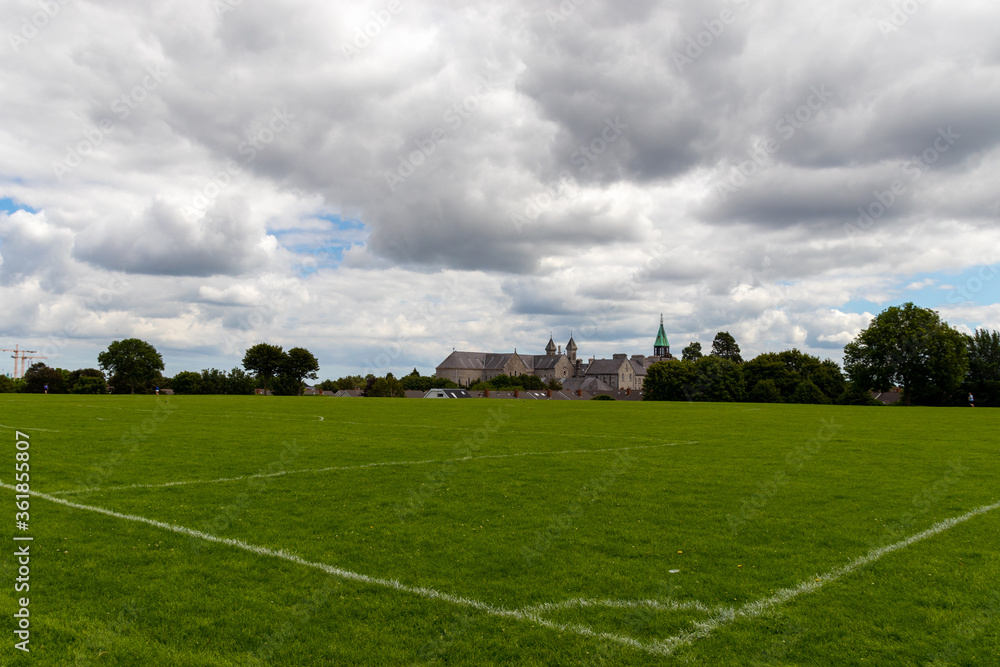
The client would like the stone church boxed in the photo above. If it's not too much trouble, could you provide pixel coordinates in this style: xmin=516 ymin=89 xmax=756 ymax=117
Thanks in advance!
xmin=434 ymin=316 xmax=676 ymax=390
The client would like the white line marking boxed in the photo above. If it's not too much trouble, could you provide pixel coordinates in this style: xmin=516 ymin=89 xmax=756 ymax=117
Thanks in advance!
xmin=317 ymin=416 xmax=324 ymax=421
xmin=647 ymin=498 xmax=1000 ymax=656
xmin=0 ymin=424 xmax=61 ymax=433
xmin=50 ymin=441 xmax=698 ymax=497
xmin=6 ymin=483 xmax=658 ymax=655
xmin=520 ymin=597 xmax=712 ymax=616
xmin=6 ymin=484 xmax=997 ymax=658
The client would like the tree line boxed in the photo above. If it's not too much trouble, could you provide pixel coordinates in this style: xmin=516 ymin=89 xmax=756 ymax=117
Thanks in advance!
xmin=5 ymin=303 xmax=995 ymax=406
xmin=644 ymin=304 xmax=998 ymax=407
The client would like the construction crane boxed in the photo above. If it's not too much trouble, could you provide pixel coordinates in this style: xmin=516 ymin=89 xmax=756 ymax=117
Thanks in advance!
xmin=1 ymin=345 xmax=45 ymax=379
xmin=17 ymin=353 xmax=48 ymax=378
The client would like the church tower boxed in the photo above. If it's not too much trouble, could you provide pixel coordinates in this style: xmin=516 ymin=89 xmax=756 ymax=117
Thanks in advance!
xmin=545 ymin=335 xmax=557 ymax=357
xmin=654 ymin=314 xmax=670 ymax=358
xmin=566 ymin=334 xmax=578 ymax=362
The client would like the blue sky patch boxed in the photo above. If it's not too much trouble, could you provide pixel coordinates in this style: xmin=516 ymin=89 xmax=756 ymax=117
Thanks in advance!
xmin=0 ymin=198 xmax=38 ymax=215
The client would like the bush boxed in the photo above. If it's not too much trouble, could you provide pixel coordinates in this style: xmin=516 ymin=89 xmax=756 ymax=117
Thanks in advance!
xmin=590 ymin=394 xmax=615 ymax=401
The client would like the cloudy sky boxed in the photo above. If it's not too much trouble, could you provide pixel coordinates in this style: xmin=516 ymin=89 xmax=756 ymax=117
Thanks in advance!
xmin=2 ymin=0 xmax=999 ymax=379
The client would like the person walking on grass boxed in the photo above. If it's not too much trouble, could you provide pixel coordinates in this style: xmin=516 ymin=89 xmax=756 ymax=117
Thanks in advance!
xmin=968 ymin=392 xmax=974 ymax=407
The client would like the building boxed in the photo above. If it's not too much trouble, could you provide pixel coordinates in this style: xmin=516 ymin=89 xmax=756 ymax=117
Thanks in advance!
xmin=434 ymin=317 xmax=676 ymax=389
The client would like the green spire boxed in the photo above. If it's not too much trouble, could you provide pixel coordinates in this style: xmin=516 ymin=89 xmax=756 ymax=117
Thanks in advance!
xmin=654 ymin=314 xmax=669 ymax=348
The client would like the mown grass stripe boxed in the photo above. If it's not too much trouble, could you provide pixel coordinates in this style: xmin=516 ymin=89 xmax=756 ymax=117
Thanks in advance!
xmin=49 ymin=441 xmax=698 ymax=496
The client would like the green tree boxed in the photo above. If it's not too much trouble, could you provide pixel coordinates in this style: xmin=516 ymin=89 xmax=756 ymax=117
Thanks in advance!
xmin=172 ymin=371 xmax=202 ymax=395
xmin=98 ymin=339 xmax=165 ymax=395
xmin=67 ymin=368 xmax=106 ymax=394
xmin=643 ymin=360 xmax=697 ymax=401
xmin=791 ymin=379 xmax=830 ymax=404
xmin=681 ymin=342 xmax=703 ymax=361
xmin=743 ymin=350 xmax=845 ymax=403
xmin=965 ymin=329 xmax=1000 ymax=407
xmin=225 ymin=367 xmax=257 ymax=395
xmin=280 ymin=347 xmax=320 ymax=396
xmin=748 ymin=379 xmax=782 ymax=403
xmin=711 ymin=332 xmax=743 ymax=363
xmin=367 ymin=373 xmax=405 ymax=398
xmin=24 ymin=363 xmax=68 ymax=393
xmin=844 ymin=303 xmax=968 ymax=406
xmin=242 ymin=343 xmax=286 ymax=394
xmin=199 ymin=368 xmax=227 ymax=394
xmin=333 ymin=376 xmax=365 ymax=391
xmin=689 ymin=355 xmax=746 ymax=402
xmin=0 ymin=375 xmax=14 ymax=393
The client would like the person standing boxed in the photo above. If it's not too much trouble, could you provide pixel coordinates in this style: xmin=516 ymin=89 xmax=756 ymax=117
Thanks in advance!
xmin=968 ymin=392 xmax=974 ymax=407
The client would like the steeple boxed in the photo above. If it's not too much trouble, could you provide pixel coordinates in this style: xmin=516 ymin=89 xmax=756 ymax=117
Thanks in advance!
xmin=545 ymin=334 xmax=557 ymax=356
xmin=566 ymin=333 xmax=578 ymax=362
xmin=654 ymin=314 xmax=670 ymax=357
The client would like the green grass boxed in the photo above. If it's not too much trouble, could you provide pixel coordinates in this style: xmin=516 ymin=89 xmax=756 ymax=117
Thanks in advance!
xmin=1 ymin=395 xmax=998 ymax=665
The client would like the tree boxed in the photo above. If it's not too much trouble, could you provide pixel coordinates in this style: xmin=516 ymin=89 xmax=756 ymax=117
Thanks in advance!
xmin=844 ymin=303 xmax=968 ymax=406
xmin=367 ymin=373 xmax=405 ymax=398
xmin=681 ymin=342 xmax=703 ymax=361
xmin=0 ymin=375 xmax=14 ymax=393
xmin=23 ymin=363 xmax=68 ymax=393
xmin=748 ymin=379 xmax=782 ymax=403
xmin=98 ymin=339 xmax=165 ymax=395
xmin=965 ymin=329 xmax=1000 ymax=407
xmin=172 ymin=371 xmax=202 ymax=395
xmin=200 ymin=368 xmax=227 ymax=394
xmin=225 ymin=367 xmax=257 ymax=395
xmin=643 ymin=357 xmax=745 ymax=402
xmin=68 ymin=368 xmax=106 ymax=394
xmin=333 ymin=375 xmax=365 ymax=391
xmin=791 ymin=379 xmax=830 ymax=404
xmin=689 ymin=355 xmax=746 ymax=402
xmin=711 ymin=331 xmax=743 ymax=363
xmin=280 ymin=347 xmax=320 ymax=396
xmin=242 ymin=343 xmax=285 ymax=394
xmin=400 ymin=374 xmax=457 ymax=392
xmin=743 ymin=350 xmax=845 ymax=404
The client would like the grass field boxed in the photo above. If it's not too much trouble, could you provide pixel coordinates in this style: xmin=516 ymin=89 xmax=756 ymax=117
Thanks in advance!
xmin=1 ymin=395 xmax=998 ymax=665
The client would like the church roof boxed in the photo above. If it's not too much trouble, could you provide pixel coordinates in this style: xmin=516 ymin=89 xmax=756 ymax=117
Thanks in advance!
xmin=566 ymin=335 xmax=577 ymax=350
xmin=655 ymin=316 xmax=669 ymax=348
xmin=585 ymin=358 xmax=629 ymax=375
xmin=545 ymin=336 xmax=557 ymax=353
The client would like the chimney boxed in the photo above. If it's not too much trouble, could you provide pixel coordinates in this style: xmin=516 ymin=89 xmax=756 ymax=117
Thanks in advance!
xmin=484 ymin=389 xmax=489 ymax=398
xmin=626 ymin=388 xmax=631 ymax=395
xmin=577 ymin=389 xmax=583 ymax=397
xmin=547 ymin=389 xmax=552 ymax=398
xmin=559 ymin=345 xmax=562 ymax=354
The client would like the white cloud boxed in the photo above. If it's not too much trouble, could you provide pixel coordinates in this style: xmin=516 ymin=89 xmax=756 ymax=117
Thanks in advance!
xmin=2 ymin=0 xmax=1000 ymax=376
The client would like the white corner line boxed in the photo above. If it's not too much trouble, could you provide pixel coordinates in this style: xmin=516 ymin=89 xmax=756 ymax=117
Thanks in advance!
xmin=4 ymin=483 xmax=661 ymax=655
xmin=648 ymin=498 xmax=1000 ymax=656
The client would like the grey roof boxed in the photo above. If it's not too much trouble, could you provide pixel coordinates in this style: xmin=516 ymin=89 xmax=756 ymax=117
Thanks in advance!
xmin=484 ymin=353 xmax=516 ymax=370
xmin=561 ymin=377 xmax=614 ymax=392
xmin=585 ymin=358 xmax=628 ymax=375
xmin=436 ymin=351 xmax=487 ymax=370
xmin=629 ymin=358 xmax=648 ymax=376
xmin=528 ymin=355 xmax=565 ymax=370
